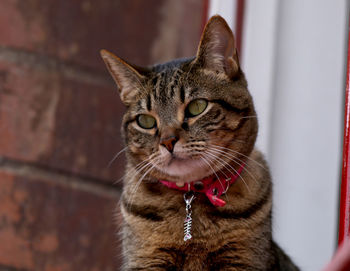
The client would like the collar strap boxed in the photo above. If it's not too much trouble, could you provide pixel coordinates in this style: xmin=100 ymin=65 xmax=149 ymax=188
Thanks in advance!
xmin=159 ymin=164 xmax=245 ymax=207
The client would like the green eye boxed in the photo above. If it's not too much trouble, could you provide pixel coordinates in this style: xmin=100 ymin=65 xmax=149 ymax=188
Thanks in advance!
xmin=186 ymin=99 xmax=208 ymax=117
xmin=137 ymin=114 xmax=156 ymax=129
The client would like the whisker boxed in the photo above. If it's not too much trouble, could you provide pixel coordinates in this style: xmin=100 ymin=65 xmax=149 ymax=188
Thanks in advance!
xmin=127 ymin=162 xmax=155 ymax=209
xmin=108 ymin=146 xmax=128 ymax=168
xmin=126 ymin=154 xmax=160 ymax=180
xmin=113 ymin=159 xmax=149 ymax=185
xmin=131 ymin=158 xmax=160 ymax=193
xmin=211 ymin=144 xmax=268 ymax=171
xmin=203 ymin=152 xmax=235 ymax=197
xmin=207 ymin=147 xmax=258 ymax=185
xmin=113 ymin=153 xmax=159 ymax=185
xmin=205 ymin=150 xmax=251 ymax=192
xmin=199 ymin=155 xmax=222 ymax=182
xmin=127 ymin=158 xmax=161 ymax=208
xmin=199 ymin=154 xmax=227 ymax=196
xmin=202 ymin=152 xmax=229 ymax=179
xmin=127 ymin=162 xmax=152 ymax=206
xmin=207 ymin=146 xmax=250 ymax=168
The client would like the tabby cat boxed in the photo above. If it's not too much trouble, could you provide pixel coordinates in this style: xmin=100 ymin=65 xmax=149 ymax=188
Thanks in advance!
xmin=101 ymin=15 xmax=299 ymax=271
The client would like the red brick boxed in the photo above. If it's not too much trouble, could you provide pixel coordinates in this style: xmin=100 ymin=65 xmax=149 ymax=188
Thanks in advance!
xmin=0 ymin=0 xmax=204 ymax=70
xmin=0 ymin=2 xmax=206 ymax=271
xmin=0 ymin=0 xmax=160 ymax=69
xmin=0 ymin=170 xmax=120 ymax=271
xmin=0 ymin=59 xmax=125 ymax=182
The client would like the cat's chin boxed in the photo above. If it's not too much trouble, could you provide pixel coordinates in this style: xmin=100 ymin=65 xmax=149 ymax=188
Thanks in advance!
xmin=155 ymin=157 xmax=208 ymax=182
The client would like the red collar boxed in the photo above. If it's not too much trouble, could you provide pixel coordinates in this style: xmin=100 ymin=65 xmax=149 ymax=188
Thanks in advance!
xmin=159 ymin=164 xmax=245 ymax=207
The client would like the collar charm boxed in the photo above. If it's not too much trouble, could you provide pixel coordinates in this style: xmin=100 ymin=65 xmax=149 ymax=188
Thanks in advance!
xmin=159 ymin=164 xmax=245 ymax=242
xmin=183 ymin=192 xmax=195 ymax=241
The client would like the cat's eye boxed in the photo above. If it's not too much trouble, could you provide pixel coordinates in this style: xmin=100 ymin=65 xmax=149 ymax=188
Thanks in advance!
xmin=137 ymin=114 xmax=156 ymax=129
xmin=186 ymin=99 xmax=208 ymax=117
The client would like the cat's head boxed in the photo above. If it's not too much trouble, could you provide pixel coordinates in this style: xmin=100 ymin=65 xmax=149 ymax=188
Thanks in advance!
xmin=101 ymin=16 xmax=257 ymax=183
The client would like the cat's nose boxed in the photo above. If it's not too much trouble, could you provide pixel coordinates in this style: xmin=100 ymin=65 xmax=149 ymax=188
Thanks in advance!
xmin=160 ymin=135 xmax=178 ymax=153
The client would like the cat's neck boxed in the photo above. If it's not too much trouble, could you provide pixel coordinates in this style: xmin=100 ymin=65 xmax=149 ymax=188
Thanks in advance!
xmin=158 ymin=163 xmax=245 ymax=207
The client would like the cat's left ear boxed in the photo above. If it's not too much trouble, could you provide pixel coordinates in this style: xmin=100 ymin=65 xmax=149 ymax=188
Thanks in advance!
xmin=100 ymin=49 xmax=146 ymax=106
xmin=195 ymin=15 xmax=240 ymax=78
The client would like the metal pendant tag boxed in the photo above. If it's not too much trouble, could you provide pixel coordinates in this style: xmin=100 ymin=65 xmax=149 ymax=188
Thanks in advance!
xmin=183 ymin=192 xmax=195 ymax=241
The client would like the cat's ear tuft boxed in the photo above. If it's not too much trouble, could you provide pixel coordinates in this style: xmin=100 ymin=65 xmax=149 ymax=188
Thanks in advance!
xmin=195 ymin=15 xmax=239 ymax=78
xmin=100 ymin=49 xmax=144 ymax=105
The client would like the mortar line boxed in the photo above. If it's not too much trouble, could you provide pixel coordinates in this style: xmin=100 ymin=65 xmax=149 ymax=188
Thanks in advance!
xmin=0 ymin=263 xmax=29 ymax=271
xmin=0 ymin=45 xmax=114 ymax=87
xmin=0 ymin=156 xmax=121 ymax=199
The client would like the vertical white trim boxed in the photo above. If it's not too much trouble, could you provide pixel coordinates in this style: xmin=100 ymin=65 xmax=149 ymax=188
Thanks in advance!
xmin=208 ymin=0 xmax=237 ymax=30
xmin=241 ymin=0 xmax=279 ymax=156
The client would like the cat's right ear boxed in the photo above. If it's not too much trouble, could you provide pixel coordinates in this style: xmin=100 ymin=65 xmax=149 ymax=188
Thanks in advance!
xmin=195 ymin=15 xmax=240 ymax=79
xmin=100 ymin=50 xmax=144 ymax=105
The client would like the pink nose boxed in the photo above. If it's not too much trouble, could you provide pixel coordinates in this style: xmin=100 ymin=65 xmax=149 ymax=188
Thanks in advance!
xmin=160 ymin=136 xmax=178 ymax=153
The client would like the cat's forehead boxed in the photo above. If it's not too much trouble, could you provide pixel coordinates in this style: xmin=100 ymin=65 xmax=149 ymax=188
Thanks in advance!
xmin=150 ymin=68 xmax=184 ymax=94
xmin=128 ymin=64 xmax=195 ymax=123
xmin=145 ymin=68 xmax=185 ymax=119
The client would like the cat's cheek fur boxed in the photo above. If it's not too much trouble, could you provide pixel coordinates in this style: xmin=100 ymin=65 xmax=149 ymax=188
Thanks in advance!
xmin=125 ymin=125 xmax=156 ymax=153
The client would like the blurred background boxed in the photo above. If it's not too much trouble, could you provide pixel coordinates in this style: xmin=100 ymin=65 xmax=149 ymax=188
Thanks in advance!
xmin=0 ymin=0 xmax=348 ymax=270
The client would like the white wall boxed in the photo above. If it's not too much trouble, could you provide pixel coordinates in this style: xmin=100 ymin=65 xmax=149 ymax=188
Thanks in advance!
xmin=267 ymin=1 xmax=347 ymax=270
xmin=241 ymin=0 xmax=279 ymax=155
xmin=209 ymin=0 xmax=348 ymax=270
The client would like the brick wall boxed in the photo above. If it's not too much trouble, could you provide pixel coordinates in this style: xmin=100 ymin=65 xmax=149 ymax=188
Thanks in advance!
xmin=0 ymin=1 xmax=205 ymax=270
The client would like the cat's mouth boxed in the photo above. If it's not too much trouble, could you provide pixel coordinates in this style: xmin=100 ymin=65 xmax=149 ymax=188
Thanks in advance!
xmin=167 ymin=155 xmax=187 ymax=166
xmin=155 ymin=153 xmax=209 ymax=182
xmin=154 ymin=145 xmax=212 ymax=181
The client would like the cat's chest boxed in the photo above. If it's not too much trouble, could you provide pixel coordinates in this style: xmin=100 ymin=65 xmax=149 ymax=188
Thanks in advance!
xmin=122 ymin=189 xmax=242 ymax=245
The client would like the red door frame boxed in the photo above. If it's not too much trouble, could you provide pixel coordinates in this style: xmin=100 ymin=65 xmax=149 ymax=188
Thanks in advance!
xmin=339 ymin=17 xmax=350 ymax=245
xmin=235 ymin=0 xmax=245 ymax=57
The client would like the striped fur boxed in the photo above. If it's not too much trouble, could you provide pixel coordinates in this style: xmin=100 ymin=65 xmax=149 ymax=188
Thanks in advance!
xmin=101 ymin=15 xmax=299 ymax=271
